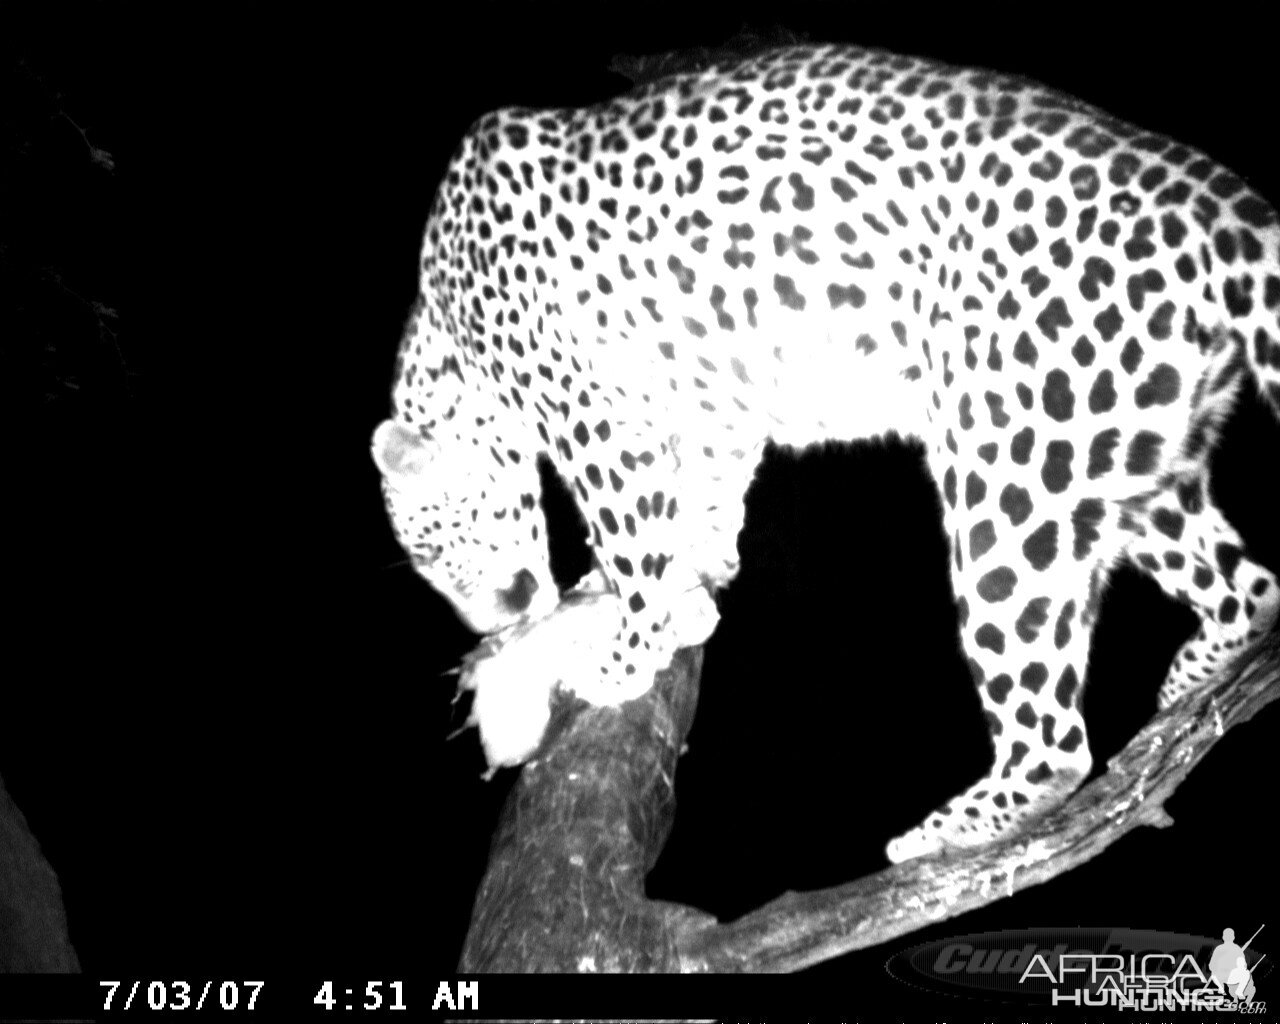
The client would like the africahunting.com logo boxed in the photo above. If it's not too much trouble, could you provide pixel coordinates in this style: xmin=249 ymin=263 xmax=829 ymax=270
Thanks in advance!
xmin=886 ymin=925 xmax=1268 ymax=1011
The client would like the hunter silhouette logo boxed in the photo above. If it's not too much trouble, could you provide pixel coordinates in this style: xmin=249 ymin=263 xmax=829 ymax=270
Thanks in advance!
xmin=1210 ymin=926 xmax=1265 ymax=1002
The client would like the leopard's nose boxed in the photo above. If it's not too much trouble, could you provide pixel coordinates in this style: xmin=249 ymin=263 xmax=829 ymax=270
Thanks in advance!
xmin=496 ymin=568 xmax=540 ymax=614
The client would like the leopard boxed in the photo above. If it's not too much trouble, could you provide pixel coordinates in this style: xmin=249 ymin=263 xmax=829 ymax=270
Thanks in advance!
xmin=372 ymin=41 xmax=1280 ymax=863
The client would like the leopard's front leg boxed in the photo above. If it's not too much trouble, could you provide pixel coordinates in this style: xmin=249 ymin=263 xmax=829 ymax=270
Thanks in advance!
xmin=562 ymin=417 xmax=724 ymax=702
xmin=461 ymin=418 xmax=725 ymax=771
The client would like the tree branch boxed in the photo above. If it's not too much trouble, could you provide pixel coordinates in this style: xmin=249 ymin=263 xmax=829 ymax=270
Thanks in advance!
xmin=458 ymin=626 xmax=1280 ymax=972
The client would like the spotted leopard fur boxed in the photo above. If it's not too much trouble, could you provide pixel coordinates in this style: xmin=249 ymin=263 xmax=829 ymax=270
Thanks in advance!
xmin=373 ymin=43 xmax=1280 ymax=862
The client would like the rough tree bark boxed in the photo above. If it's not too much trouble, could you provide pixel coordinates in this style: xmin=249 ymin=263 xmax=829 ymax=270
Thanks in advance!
xmin=458 ymin=623 xmax=1280 ymax=972
xmin=0 ymin=776 xmax=80 ymax=972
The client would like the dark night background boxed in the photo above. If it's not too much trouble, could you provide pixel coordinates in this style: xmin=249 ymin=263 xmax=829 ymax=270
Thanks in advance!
xmin=3 ymin=3 xmax=1278 ymax=1013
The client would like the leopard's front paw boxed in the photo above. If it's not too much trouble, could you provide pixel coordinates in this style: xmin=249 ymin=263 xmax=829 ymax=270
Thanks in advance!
xmin=461 ymin=587 xmax=623 ymax=773
xmin=668 ymin=583 xmax=720 ymax=647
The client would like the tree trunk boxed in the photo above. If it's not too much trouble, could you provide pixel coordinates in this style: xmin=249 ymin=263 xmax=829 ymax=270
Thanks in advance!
xmin=459 ymin=631 xmax=1279 ymax=972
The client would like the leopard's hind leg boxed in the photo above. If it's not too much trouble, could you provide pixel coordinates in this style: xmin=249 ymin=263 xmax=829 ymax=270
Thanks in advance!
xmin=1122 ymin=475 xmax=1278 ymax=708
xmin=885 ymin=450 xmax=1116 ymax=862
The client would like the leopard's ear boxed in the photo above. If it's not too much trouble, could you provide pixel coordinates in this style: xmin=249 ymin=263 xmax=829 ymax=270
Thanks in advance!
xmin=371 ymin=420 xmax=434 ymax=479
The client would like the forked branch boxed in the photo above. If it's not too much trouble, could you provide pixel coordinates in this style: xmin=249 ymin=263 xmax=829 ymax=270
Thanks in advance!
xmin=458 ymin=628 xmax=1280 ymax=972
